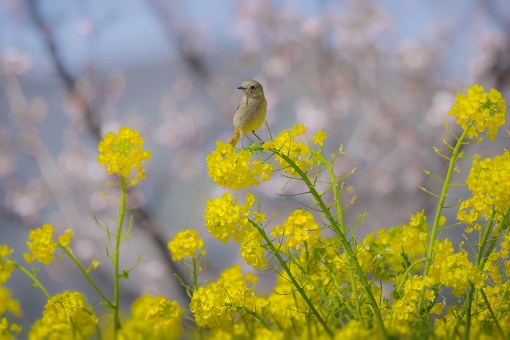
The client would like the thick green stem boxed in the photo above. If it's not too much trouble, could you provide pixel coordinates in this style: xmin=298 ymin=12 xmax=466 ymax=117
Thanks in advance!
xmin=273 ymin=149 xmax=387 ymax=339
xmin=113 ymin=176 xmax=127 ymax=340
xmin=464 ymin=283 xmax=475 ymax=340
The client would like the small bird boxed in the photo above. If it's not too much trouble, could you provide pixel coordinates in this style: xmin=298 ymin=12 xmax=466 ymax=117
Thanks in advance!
xmin=228 ymin=79 xmax=267 ymax=147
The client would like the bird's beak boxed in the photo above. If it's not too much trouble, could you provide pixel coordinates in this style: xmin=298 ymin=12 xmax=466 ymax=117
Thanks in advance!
xmin=237 ymin=86 xmax=245 ymax=90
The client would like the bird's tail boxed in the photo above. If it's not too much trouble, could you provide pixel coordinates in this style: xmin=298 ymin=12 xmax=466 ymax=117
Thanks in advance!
xmin=228 ymin=130 xmax=241 ymax=147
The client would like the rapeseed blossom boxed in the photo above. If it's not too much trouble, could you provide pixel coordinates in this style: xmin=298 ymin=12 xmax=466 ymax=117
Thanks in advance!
xmin=97 ymin=127 xmax=151 ymax=185
xmin=29 ymin=291 xmax=97 ymax=340
xmin=206 ymin=141 xmax=273 ymax=190
xmin=25 ymin=224 xmax=57 ymax=265
xmin=189 ymin=265 xmax=256 ymax=328
xmin=240 ymin=229 xmax=267 ymax=270
xmin=448 ymin=84 xmax=506 ymax=141
xmin=0 ymin=286 xmax=21 ymax=318
xmin=312 ymin=130 xmax=328 ymax=146
xmin=270 ymin=210 xmax=321 ymax=251
xmin=263 ymin=124 xmax=320 ymax=175
xmin=57 ymin=229 xmax=73 ymax=247
xmin=121 ymin=295 xmax=183 ymax=339
xmin=0 ymin=245 xmax=14 ymax=284
xmin=429 ymin=239 xmax=485 ymax=296
xmin=458 ymin=150 xmax=510 ymax=227
xmin=167 ymin=229 xmax=205 ymax=261
xmin=361 ymin=211 xmax=428 ymax=281
xmin=0 ymin=316 xmax=22 ymax=338
xmin=203 ymin=193 xmax=255 ymax=243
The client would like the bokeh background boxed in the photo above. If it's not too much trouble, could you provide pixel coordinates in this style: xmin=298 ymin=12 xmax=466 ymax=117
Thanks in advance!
xmin=1 ymin=0 xmax=509 ymax=328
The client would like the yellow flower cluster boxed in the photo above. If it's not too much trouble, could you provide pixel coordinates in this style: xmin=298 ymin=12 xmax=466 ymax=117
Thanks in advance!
xmin=362 ymin=211 xmax=428 ymax=281
xmin=434 ymin=282 xmax=510 ymax=339
xmin=0 ymin=245 xmax=14 ymax=284
xmin=263 ymin=124 xmax=325 ymax=175
xmin=389 ymin=276 xmax=443 ymax=336
xmin=0 ymin=247 xmax=22 ymax=338
xmin=29 ymin=291 xmax=98 ymax=340
xmin=24 ymin=224 xmax=74 ymax=265
xmin=167 ymin=229 xmax=205 ymax=261
xmin=448 ymin=84 xmax=506 ymax=141
xmin=97 ymin=127 xmax=152 ymax=185
xmin=270 ymin=210 xmax=321 ymax=251
xmin=121 ymin=295 xmax=183 ymax=339
xmin=392 ymin=276 xmax=438 ymax=321
xmin=0 ymin=316 xmax=22 ymax=339
xmin=334 ymin=320 xmax=374 ymax=339
xmin=240 ymin=229 xmax=267 ymax=270
xmin=206 ymin=141 xmax=273 ymax=190
xmin=429 ymin=239 xmax=485 ymax=296
xmin=58 ymin=229 xmax=73 ymax=247
xmin=204 ymin=193 xmax=268 ymax=269
xmin=458 ymin=150 xmax=510 ymax=227
xmin=190 ymin=265 xmax=258 ymax=328
xmin=0 ymin=286 xmax=21 ymax=318
xmin=204 ymin=193 xmax=255 ymax=243
xmin=25 ymin=224 xmax=57 ymax=265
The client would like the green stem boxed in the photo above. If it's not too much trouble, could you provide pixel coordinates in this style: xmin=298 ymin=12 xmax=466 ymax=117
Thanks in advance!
xmin=396 ymin=258 xmax=427 ymax=292
xmin=273 ymin=149 xmax=388 ymax=339
xmin=476 ymin=209 xmax=496 ymax=268
xmin=464 ymin=283 xmax=475 ymax=340
xmin=113 ymin=176 xmax=127 ymax=340
xmin=253 ymin=220 xmax=333 ymax=337
xmin=480 ymin=208 xmax=509 ymax=270
xmin=423 ymin=127 xmax=469 ymax=277
xmin=59 ymin=245 xmax=114 ymax=308
xmin=418 ymin=126 xmax=470 ymax=317
xmin=318 ymin=152 xmax=363 ymax=325
xmin=15 ymin=264 xmax=51 ymax=299
xmin=479 ymin=288 xmax=504 ymax=339
xmin=192 ymin=258 xmax=199 ymax=291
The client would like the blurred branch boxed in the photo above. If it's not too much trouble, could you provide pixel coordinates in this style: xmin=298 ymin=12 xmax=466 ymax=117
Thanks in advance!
xmin=26 ymin=0 xmax=188 ymax=301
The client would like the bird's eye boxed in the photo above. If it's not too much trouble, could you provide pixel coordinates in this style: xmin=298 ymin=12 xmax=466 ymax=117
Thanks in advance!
xmin=250 ymin=85 xmax=256 ymax=90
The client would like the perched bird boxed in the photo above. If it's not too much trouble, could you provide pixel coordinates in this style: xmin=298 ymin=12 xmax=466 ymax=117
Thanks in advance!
xmin=228 ymin=79 xmax=267 ymax=147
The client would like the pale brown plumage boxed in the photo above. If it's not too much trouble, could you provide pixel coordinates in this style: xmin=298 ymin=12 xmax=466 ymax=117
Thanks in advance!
xmin=228 ymin=79 xmax=267 ymax=147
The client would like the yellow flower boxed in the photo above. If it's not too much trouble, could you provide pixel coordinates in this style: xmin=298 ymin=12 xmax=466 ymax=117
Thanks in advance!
xmin=0 ymin=286 xmax=22 ymax=317
xmin=97 ymin=127 xmax=152 ymax=185
xmin=267 ymin=124 xmax=319 ymax=176
xmin=0 ymin=317 xmax=22 ymax=339
xmin=0 ymin=245 xmax=15 ymax=284
xmin=57 ymin=229 xmax=73 ymax=247
xmin=429 ymin=239 xmax=484 ymax=296
xmin=190 ymin=265 xmax=256 ymax=328
xmin=312 ymin=130 xmax=328 ymax=146
xmin=26 ymin=224 xmax=57 ymax=265
xmin=121 ymin=295 xmax=183 ymax=339
xmin=204 ymin=193 xmax=256 ymax=243
xmin=29 ymin=291 xmax=97 ymax=340
xmin=240 ymin=229 xmax=267 ymax=270
xmin=438 ymin=216 xmax=447 ymax=227
xmin=168 ymin=229 xmax=205 ymax=261
xmin=206 ymin=141 xmax=273 ymax=190
xmin=448 ymin=85 xmax=506 ymax=141
xmin=457 ymin=150 xmax=510 ymax=226
xmin=270 ymin=210 xmax=321 ymax=251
